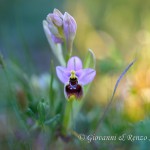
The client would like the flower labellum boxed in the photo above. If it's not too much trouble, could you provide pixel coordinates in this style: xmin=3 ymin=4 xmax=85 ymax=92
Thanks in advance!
xmin=56 ymin=56 xmax=96 ymax=100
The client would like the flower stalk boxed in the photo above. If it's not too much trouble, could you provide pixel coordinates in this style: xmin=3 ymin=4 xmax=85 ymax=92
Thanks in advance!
xmin=56 ymin=55 xmax=96 ymax=133
xmin=43 ymin=9 xmax=96 ymax=133
xmin=62 ymin=99 xmax=74 ymax=133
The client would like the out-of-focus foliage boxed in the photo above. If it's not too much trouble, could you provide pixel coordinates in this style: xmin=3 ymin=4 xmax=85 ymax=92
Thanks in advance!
xmin=1 ymin=0 xmax=150 ymax=149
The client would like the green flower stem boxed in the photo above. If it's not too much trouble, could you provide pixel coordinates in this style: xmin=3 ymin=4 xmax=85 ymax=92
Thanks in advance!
xmin=62 ymin=99 xmax=86 ymax=135
xmin=67 ymin=39 xmax=73 ymax=58
xmin=65 ymin=53 xmax=71 ymax=63
xmin=62 ymin=87 xmax=91 ymax=134
xmin=63 ymin=99 xmax=74 ymax=133
xmin=49 ymin=60 xmax=54 ymax=110
xmin=64 ymin=41 xmax=72 ymax=63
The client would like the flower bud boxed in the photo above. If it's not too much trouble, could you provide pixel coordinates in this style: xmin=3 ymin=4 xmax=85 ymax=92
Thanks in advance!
xmin=43 ymin=20 xmax=66 ymax=66
xmin=63 ymin=12 xmax=77 ymax=53
xmin=45 ymin=9 xmax=64 ymax=43
xmin=43 ymin=9 xmax=77 ymax=58
xmin=49 ymin=9 xmax=63 ymax=26
xmin=63 ymin=12 xmax=77 ymax=41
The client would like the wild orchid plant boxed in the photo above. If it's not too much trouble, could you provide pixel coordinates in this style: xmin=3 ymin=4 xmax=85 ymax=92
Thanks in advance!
xmin=0 ymin=8 xmax=136 ymax=149
xmin=43 ymin=8 xmax=96 ymax=132
xmin=42 ymin=8 xmax=136 ymax=136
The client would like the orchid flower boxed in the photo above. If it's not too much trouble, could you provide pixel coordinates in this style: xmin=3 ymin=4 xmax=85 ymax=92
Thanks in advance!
xmin=56 ymin=56 xmax=96 ymax=100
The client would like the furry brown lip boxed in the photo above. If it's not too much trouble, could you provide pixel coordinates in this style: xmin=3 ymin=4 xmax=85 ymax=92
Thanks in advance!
xmin=65 ymin=77 xmax=83 ymax=99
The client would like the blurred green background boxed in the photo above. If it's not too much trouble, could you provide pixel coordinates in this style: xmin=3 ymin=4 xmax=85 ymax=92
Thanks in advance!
xmin=1 ymin=0 xmax=150 ymax=149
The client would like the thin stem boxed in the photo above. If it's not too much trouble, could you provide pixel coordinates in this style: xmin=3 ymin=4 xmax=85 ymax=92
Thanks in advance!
xmin=49 ymin=60 xmax=54 ymax=109
xmin=62 ymin=99 xmax=74 ymax=134
xmin=67 ymin=39 xmax=73 ymax=58
xmin=70 ymin=100 xmax=75 ymax=130
xmin=95 ymin=59 xmax=136 ymax=133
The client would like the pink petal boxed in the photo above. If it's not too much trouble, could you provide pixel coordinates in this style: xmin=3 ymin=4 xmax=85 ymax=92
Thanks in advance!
xmin=63 ymin=12 xmax=77 ymax=40
xmin=49 ymin=14 xmax=63 ymax=27
xmin=78 ymin=69 xmax=96 ymax=85
xmin=67 ymin=56 xmax=82 ymax=71
xmin=56 ymin=66 xmax=70 ymax=84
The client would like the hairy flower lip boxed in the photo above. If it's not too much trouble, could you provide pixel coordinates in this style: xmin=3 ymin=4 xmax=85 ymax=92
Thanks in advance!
xmin=65 ymin=82 xmax=83 ymax=100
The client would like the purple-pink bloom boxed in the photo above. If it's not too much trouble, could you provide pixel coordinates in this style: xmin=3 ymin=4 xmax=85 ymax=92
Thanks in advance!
xmin=44 ymin=9 xmax=77 ymax=46
xmin=56 ymin=56 xmax=96 ymax=100
xmin=46 ymin=9 xmax=64 ymax=43
xmin=63 ymin=12 xmax=77 ymax=42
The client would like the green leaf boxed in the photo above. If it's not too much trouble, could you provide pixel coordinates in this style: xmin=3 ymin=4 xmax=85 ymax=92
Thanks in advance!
xmin=83 ymin=49 xmax=96 ymax=69
xmin=37 ymin=99 xmax=46 ymax=123
xmin=83 ymin=49 xmax=96 ymax=97
xmin=44 ymin=114 xmax=60 ymax=125
xmin=26 ymin=108 xmax=35 ymax=117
